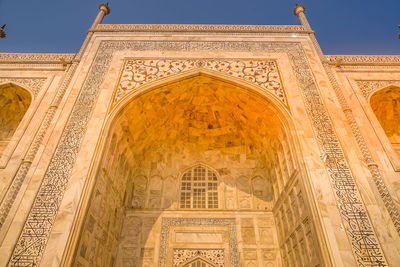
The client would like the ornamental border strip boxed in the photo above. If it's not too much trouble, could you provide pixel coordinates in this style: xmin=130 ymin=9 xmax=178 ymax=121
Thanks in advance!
xmin=0 ymin=53 xmax=75 ymax=63
xmin=327 ymin=55 xmax=400 ymax=65
xmin=7 ymin=40 xmax=387 ymax=266
xmin=96 ymin=24 xmax=306 ymax=33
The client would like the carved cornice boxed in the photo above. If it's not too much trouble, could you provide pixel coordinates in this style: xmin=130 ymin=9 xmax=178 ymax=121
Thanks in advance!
xmin=0 ymin=53 xmax=75 ymax=64
xmin=327 ymin=55 xmax=400 ymax=65
xmin=95 ymin=24 xmax=307 ymax=33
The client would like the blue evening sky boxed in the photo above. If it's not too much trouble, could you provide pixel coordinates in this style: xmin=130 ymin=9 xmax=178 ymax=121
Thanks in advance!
xmin=0 ymin=0 xmax=399 ymax=55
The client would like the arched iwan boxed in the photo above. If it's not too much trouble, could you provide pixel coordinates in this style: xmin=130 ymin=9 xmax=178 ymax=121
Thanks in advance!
xmin=69 ymin=73 xmax=325 ymax=267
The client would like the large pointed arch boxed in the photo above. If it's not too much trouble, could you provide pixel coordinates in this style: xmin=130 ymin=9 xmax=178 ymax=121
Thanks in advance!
xmin=67 ymin=70 xmax=326 ymax=267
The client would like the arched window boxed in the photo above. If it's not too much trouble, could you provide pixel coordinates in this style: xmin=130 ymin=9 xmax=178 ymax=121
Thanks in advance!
xmin=180 ymin=165 xmax=218 ymax=209
xmin=370 ymin=86 xmax=400 ymax=157
xmin=0 ymin=83 xmax=31 ymax=155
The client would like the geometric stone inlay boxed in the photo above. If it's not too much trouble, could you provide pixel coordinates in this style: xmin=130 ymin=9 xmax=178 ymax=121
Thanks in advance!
xmin=114 ymin=59 xmax=286 ymax=110
xmin=160 ymin=218 xmax=237 ymax=267
xmin=173 ymin=249 xmax=224 ymax=267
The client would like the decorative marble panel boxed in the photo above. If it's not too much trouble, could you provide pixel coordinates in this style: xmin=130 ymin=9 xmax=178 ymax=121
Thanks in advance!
xmin=113 ymin=59 xmax=286 ymax=110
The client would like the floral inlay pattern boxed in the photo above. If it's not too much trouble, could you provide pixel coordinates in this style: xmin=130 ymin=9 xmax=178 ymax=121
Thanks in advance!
xmin=114 ymin=59 xmax=285 ymax=109
xmin=173 ymin=249 xmax=224 ymax=267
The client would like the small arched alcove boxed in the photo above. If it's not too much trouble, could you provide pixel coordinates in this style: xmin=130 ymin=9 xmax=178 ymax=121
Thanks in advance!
xmin=72 ymin=73 xmax=323 ymax=266
xmin=0 ymin=83 xmax=31 ymax=155
xmin=370 ymin=85 xmax=400 ymax=158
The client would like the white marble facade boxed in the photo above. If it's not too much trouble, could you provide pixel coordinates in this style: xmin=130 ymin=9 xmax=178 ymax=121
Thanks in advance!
xmin=0 ymin=4 xmax=400 ymax=267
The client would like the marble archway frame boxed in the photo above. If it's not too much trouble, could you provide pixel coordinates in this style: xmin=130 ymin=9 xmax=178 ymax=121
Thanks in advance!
xmin=7 ymin=40 xmax=388 ymax=266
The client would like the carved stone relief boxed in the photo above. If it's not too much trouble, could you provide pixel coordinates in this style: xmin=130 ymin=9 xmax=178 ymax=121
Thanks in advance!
xmin=148 ymin=176 xmax=162 ymax=209
xmin=132 ymin=175 xmax=148 ymax=209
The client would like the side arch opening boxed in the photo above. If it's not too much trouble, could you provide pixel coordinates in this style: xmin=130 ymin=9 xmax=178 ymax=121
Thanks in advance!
xmin=71 ymin=73 xmax=324 ymax=266
xmin=370 ymin=85 xmax=400 ymax=158
xmin=0 ymin=83 xmax=31 ymax=155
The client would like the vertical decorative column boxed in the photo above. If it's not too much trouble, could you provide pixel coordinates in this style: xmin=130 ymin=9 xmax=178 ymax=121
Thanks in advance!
xmin=3 ymin=4 xmax=110 ymax=267
xmin=294 ymin=5 xmax=400 ymax=235
xmin=294 ymin=2 xmax=398 ymax=263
